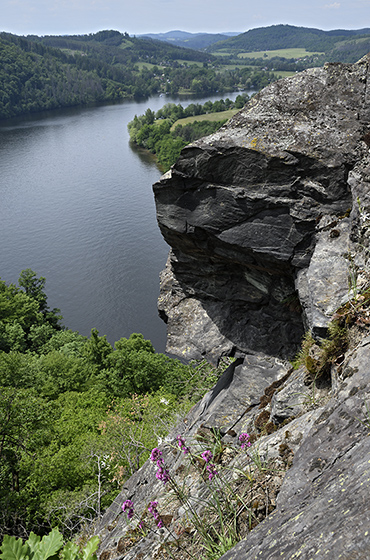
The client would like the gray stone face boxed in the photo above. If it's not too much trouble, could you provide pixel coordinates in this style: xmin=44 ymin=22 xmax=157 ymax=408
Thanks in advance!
xmin=95 ymin=338 xmax=370 ymax=560
xmin=96 ymin=58 xmax=370 ymax=560
xmin=190 ymin=354 xmax=289 ymax=431
xmin=154 ymin=58 xmax=370 ymax=362
xmin=220 ymin=337 xmax=370 ymax=560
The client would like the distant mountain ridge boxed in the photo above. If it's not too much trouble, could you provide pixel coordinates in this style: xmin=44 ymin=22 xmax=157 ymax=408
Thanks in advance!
xmin=140 ymin=25 xmax=370 ymax=63
xmin=205 ymin=24 xmax=370 ymax=53
xmin=139 ymin=30 xmax=240 ymax=50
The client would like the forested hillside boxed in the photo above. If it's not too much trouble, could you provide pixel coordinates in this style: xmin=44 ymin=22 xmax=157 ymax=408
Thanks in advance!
xmin=207 ymin=24 xmax=370 ymax=66
xmin=207 ymin=24 xmax=370 ymax=53
xmin=0 ymin=29 xmax=278 ymax=120
xmin=0 ymin=270 xmax=226 ymax=540
xmin=1 ymin=25 xmax=370 ymax=121
xmin=0 ymin=30 xmax=212 ymax=119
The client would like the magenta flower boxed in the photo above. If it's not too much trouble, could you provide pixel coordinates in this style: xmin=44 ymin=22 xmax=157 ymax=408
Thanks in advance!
xmin=122 ymin=499 xmax=134 ymax=519
xmin=156 ymin=464 xmax=171 ymax=484
xmin=150 ymin=448 xmax=163 ymax=462
xmin=148 ymin=500 xmax=163 ymax=528
xmin=206 ymin=463 xmax=218 ymax=480
xmin=177 ymin=435 xmax=190 ymax=454
xmin=150 ymin=447 xmax=171 ymax=484
xmin=148 ymin=501 xmax=159 ymax=519
xmin=239 ymin=432 xmax=251 ymax=450
xmin=201 ymin=450 xmax=213 ymax=463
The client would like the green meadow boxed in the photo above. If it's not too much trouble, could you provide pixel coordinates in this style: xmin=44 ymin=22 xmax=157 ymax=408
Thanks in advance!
xmin=171 ymin=109 xmax=238 ymax=130
xmin=238 ymin=48 xmax=321 ymax=60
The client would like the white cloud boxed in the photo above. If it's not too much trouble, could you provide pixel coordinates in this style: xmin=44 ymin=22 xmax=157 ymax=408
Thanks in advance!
xmin=324 ymin=2 xmax=341 ymax=8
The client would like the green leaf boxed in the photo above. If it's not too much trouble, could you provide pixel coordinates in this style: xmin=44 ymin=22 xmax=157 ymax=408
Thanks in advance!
xmin=0 ymin=535 xmax=29 ymax=560
xmin=32 ymin=528 xmax=63 ymax=560
xmin=60 ymin=541 xmax=79 ymax=560
xmin=80 ymin=537 xmax=100 ymax=560
xmin=26 ymin=533 xmax=41 ymax=553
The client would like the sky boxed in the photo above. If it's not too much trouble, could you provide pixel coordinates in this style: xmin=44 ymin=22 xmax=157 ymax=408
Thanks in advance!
xmin=1 ymin=0 xmax=370 ymax=37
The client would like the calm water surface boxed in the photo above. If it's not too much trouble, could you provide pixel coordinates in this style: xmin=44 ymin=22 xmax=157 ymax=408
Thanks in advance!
xmin=0 ymin=92 xmax=247 ymax=352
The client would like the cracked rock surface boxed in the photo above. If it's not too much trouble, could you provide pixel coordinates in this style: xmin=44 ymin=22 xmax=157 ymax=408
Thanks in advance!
xmin=154 ymin=58 xmax=370 ymax=362
xmin=221 ymin=337 xmax=370 ymax=560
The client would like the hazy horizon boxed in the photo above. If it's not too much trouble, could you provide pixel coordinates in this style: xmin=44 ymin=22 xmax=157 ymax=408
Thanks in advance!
xmin=1 ymin=0 xmax=369 ymax=38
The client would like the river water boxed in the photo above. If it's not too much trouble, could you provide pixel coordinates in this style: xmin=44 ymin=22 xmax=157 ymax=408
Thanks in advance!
xmin=0 ymin=92 xmax=248 ymax=352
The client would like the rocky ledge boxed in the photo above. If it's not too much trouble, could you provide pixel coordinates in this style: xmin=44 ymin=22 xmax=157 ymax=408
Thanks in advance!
xmin=95 ymin=58 xmax=370 ymax=559
xmin=154 ymin=57 xmax=370 ymax=363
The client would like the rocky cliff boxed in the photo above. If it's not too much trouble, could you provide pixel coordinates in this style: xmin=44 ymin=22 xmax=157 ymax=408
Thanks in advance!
xmin=154 ymin=58 xmax=370 ymax=364
xmin=95 ymin=58 xmax=370 ymax=559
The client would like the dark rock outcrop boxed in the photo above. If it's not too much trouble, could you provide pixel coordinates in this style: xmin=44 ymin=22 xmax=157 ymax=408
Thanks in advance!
xmin=154 ymin=59 xmax=370 ymax=362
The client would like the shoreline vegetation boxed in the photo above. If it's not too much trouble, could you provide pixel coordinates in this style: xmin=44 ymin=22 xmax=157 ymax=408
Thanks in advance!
xmin=127 ymin=95 xmax=250 ymax=170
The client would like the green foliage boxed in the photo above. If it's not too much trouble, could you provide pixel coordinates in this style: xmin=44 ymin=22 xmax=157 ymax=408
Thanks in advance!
xmin=18 ymin=270 xmax=48 ymax=313
xmin=207 ymin=24 xmax=370 ymax=63
xmin=0 ymin=30 xmax=270 ymax=119
xmin=3 ymin=25 xmax=369 ymax=120
xmin=0 ymin=528 xmax=99 ymax=560
xmin=0 ymin=270 xmax=62 ymax=353
xmin=99 ymin=392 xmax=190 ymax=480
xmin=128 ymin=97 xmax=250 ymax=170
xmin=0 ymin=272 xmax=227 ymax=541
xmin=101 ymin=333 xmax=189 ymax=396
xmin=293 ymin=321 xmax=349 ymax=378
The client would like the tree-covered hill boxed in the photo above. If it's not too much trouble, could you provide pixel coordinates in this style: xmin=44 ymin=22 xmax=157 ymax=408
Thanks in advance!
xmin=207 ymin=24 xmax=370 ymax=63
xmin=0 ymin=29 xmax=281 ymax=120
xmin=2 ymin=25 xmax=369 ymax=122
xmin=0 ymin=30 xmax=218 ymax=120
xmin=32 ymin=29 xmax=213 ymax=64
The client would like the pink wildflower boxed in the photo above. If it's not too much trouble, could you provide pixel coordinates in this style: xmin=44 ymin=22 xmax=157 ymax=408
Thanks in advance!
xmin=150 ymin=448 xmax=163 ymax=462
xmin=156 ymin=465 xmax=171 ymax=484
xmin=206 ymin=463 xmax=218 ymax=480
xmin=239 ymin=432 xmax=251 ymax=450
xmin=122 ymin=499 xmax=134 ymax=519
xmin=177 ymin=435 xmax=190 ymax=454
xmin=201 ymin=450 xmax=213 ymax=463
xmin=148 ymin=500 xmax=163 ymax=528
xmin=150 ymin=447 xmax=170 ymax=483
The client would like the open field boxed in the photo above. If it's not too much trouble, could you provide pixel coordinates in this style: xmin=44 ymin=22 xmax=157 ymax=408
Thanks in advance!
xmin=176 ymin=59 xmax=203 ymax=66
xmin=272 ymin=70 xmax=296 ymax=78
xmin=171 ymin=109 xmax=238 ymax=130
xmin=213 ymin=51 xmax=234 ymax=56
xmin=238 ymin=48 xmax=321 ymax=59
xmin=135 ymin=62 xmax=164 ymax=70
xmin=335 ymin=36 xmax=370 ymax=47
